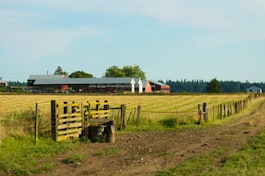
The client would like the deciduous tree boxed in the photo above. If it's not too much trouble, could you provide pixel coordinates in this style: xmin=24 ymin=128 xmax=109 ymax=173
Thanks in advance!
xmin=54 ymin=66 xmax=68 ymax=76
xmin=105 ymin=65 xmax=146 ymax=80
xmin=68 ymin=71 xmax=94 ymax=78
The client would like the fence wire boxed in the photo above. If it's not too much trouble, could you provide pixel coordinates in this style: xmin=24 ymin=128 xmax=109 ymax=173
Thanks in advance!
xmin=0 ymin=94 xmax=263 ymax=141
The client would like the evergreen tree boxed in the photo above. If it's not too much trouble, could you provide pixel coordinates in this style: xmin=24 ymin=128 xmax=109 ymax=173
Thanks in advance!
xmin=207 ymin=78 xmax=222 ymax=93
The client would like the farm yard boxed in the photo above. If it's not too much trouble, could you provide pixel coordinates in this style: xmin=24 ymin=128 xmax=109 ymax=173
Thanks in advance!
xmin=1 ymin=93 xmax=265 ymax=175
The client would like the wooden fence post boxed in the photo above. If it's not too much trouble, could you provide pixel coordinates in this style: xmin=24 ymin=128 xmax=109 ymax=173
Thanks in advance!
xmin=81 ymin=103 xmax=84 ymax=130
xmin=120 ymin=104 xmax=126 ymax=130
xmin=219 ymin=104 xmax=223 ymax=119
xmin=198 ymin=104 xmax=203 ymax=124
xmin=203 ymin=103 xmax=208 ymax=123
xmin=105 ymin=120 xmax=115 ymax=143
xmin=235 ymin=102 xmax=238 ymax=114
xmin=104 ymin=100 xmax=109 ymax=111
xmin=51 ymin=100 xmax=57 ymax=141
xmin=136 ymin=105 xmax=141 ymax=125
xmin=34 ymin=103 xmax=39 ymax=145
xmin=227 ymin=103 xmax=231 ymax=117
xmin=212 ymin=105 xmax=215 ymax=121
xmin=223 ymin=104 xmax=226 ymax=118
xmin=96 ymin=100 xmax=100 ymax=111
xmin=0 ymin=102 xmax=2 ymax=148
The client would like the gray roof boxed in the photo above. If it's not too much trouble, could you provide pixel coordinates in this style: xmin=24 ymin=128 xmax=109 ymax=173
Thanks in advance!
xmin=149 ymin=80 xmax=169 ymax=86
xmin=28 ymin=75 xmax=66 ymax=80
xmin=247 ymin=86 xmax=262 ymax=90
xmin=33 ymin=78 xmax=136 ymax=85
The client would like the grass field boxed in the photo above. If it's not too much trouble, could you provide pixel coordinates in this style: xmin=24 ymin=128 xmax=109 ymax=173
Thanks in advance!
xmin=0 ymin=93 xmax=251 ymax=137
xmin=0 ymin=94 xmax=249 ymax=115
xmin=0 ymin=93 xmax=262 ymax=175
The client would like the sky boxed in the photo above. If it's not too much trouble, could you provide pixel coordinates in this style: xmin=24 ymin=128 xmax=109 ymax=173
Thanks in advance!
xmin=0 ymin=0 xmax=265 ymax=83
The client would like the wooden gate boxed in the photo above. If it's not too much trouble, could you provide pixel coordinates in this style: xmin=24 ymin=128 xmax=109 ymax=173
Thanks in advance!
xmin=51 ymin=100 xmax=110 ymax=142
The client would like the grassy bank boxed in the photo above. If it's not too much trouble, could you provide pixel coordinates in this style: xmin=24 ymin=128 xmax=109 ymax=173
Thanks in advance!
xmin=0 ymin=135 xmax=80 ymax=175
xmin=156 ymin=98 xmax=265 ymax=176
xmin=157 ymin=129 xmax=265 ymax=176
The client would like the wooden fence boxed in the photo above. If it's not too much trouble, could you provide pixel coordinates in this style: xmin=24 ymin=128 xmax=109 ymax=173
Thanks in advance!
xmin=211 ymin=95 xmax=255 ymax=121
xmin=1 ymin=94 xmax=263 ymax=144
xmin=51 ymin=100 xmax=113 ymax=142
xmin=198 ymin=94 xmax=263 ymax=123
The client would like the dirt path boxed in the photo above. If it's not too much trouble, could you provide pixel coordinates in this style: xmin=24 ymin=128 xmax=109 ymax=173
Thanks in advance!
xmin=37 ymin=99 xmax=265 ymax=176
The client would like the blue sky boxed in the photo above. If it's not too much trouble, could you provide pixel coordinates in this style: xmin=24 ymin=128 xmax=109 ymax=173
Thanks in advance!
xmin=0 ymin=0 xmax=265 ymax=83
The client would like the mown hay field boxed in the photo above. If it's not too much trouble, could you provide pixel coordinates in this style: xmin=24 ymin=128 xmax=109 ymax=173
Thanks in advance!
xmin=0 ymin=94 xmax=249 ymax=117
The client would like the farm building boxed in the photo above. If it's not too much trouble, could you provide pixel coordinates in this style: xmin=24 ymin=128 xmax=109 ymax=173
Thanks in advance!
xmin=27 ymin=75 xmax=170 ymax=93
xmin=246 ymin=86 xmax=262 ymax=93
xmin=149 ymin=80 xmax=170 ymax=93
xmin=0 ymin=78 xmax=8 ymax=87
xmin=28 ymin=75 xmax=143 ymax=93
xmin=142 ymin=80 xmax=170 ymax=93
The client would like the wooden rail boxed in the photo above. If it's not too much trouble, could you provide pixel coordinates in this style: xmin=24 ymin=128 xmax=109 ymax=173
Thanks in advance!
xmin=51 ymin=100 xmax=111 ymax=142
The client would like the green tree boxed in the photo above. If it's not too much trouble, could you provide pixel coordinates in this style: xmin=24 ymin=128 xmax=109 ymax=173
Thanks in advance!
xmin=122 ymin=65 xmax=146 ymax=80
xmin=68 ymin=71 xmax=94 ymax=78
xmin=54 ymin=66 xmax=68 ymax=76
xmin=105 ymin=65 xmax=125 ymax=78
xmin=105 ymin=65 xmax=146 ymax=80
xmin=208 ymin=78 xmax=222 ymax=93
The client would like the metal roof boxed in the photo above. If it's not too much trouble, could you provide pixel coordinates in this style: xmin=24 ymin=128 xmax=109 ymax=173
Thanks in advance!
xmin=33 ymin=77 xmax=136 ymax=85
xmin=149 ymin=80 xmax=169 ymax=87
xmin=28 ymin=75 xmax=66 ymax=80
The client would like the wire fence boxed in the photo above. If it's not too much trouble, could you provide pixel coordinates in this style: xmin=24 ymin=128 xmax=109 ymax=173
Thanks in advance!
xmin=0 ymin=94 xmax=263 ymax=143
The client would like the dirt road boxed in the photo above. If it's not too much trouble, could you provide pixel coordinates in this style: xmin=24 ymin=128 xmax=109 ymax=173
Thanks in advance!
xmin=38 ymin=99 xmax=265 ymax=176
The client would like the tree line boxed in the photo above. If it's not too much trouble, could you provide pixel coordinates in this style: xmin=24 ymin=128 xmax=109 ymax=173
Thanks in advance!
xmin=54 ymin=65 xmax=146 ymax=80
xmin=166 ymin=79 xmax=265 ymax=93
xmin=2 ymin=65 xmax=264 ymax=93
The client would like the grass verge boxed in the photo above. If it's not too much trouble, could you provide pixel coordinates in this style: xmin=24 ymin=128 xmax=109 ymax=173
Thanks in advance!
xmin=0 ymin=135 xmax=80 ymax=175
xmin=157 ymin=129 xmax=265 ymax=176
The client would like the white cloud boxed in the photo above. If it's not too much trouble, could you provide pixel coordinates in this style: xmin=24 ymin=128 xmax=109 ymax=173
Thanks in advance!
xmin=0 ymin=8 xmax=110 ymax=63
xmin=0 ymin=26 xmax=109 ymax=63
xmin=1 ymin=0 xmax=265 ymax=50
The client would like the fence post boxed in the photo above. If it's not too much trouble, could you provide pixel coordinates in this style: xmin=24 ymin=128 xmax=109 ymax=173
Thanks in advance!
xmin=212 ymin=105 xmax=215 ymax=121
xmin=120 ymin=104 xmax=126 ymax=130
xmin=198 ymin=104 xmax=203 ymax=124
xmin=227 ymin=103 xmax=230 ymax=117
xmin=105 ymin=120 xmax=115 ymax=143
xmin=0 ymin=102 xmax=2 ymax=148
xmin=81 ymin=103 xmax=84 ymax=130
xmin=136 ymin=105 xmax=141 ymax=125
xmin=219 ymin=104 xmax=223 ymax=119
xmin=223 ymin=104 xmax=226 ymax=118
xmin=235 ymin=102 xmax=238 ymax=114
xmin=96 ymin=100 xmax=100 ymax=111
xmin=203 ymin=103 xmax=208 ymax=123
xmin=51 ymin=100 xmax=58 ymax=141
xmin=34 ymin=103 xmax=39 ymax=145
xmin=104 ymin=100 xmax=109 ymax=111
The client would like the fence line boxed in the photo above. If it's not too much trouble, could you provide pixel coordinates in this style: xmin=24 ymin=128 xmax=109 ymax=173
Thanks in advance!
xmin=0 ymin=94 xmax=263 ymax=143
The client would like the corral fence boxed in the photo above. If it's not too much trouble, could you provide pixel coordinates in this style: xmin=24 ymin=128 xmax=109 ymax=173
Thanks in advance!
xmin=51 ymin=100 xmax=115 ymax=142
